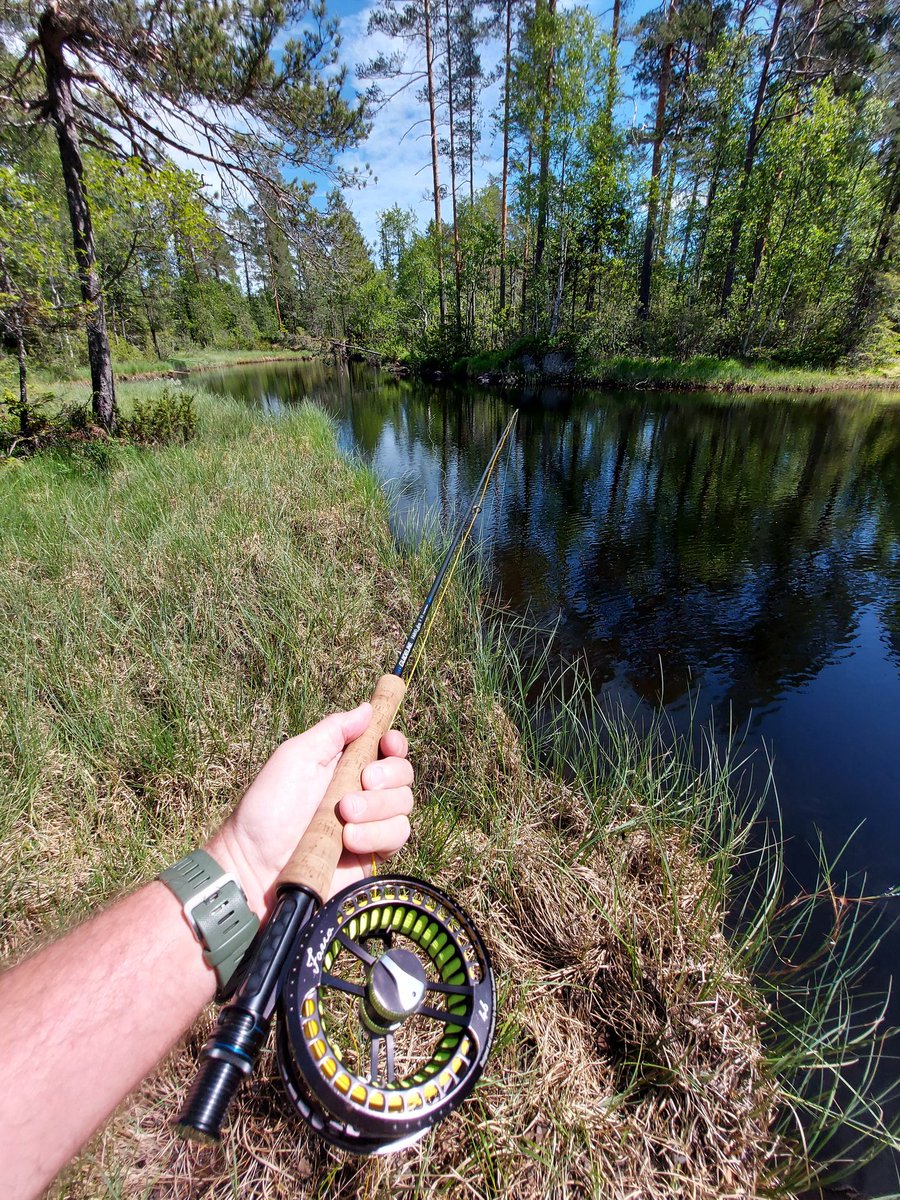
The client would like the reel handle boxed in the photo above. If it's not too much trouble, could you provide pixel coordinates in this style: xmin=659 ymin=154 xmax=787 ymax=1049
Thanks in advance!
xmin=277 ymin=673 xmax=407 ymax=903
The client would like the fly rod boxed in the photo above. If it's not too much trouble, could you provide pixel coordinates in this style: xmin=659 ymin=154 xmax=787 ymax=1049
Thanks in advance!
xmin=176 ymin=409 xmax=518 ymax=1153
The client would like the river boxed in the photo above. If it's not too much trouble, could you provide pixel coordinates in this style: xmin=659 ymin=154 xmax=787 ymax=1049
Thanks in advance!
xmin=206 ymin=357 xmax=900 ymax=1191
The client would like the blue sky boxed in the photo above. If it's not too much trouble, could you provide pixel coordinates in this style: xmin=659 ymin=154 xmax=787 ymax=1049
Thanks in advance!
xmin=315 ymin=0 xmax=657 ymax=249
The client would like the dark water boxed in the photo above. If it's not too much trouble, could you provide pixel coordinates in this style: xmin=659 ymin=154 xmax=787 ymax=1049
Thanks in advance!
xmin=207 ymin=359 xmax=900 ymax=1190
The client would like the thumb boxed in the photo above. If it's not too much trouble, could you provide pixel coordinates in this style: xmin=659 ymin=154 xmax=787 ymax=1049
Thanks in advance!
xmin=305 ymin=702 xmax=372 ymax=766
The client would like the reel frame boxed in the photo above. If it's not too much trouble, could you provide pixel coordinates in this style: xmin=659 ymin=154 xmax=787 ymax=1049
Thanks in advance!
xmin=277 ymin=875 xmax=496 ymax=1154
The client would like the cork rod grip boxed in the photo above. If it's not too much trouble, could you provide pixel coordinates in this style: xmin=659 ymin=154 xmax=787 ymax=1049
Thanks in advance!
xmin=276 ymin=673 xmax=407 ymax=902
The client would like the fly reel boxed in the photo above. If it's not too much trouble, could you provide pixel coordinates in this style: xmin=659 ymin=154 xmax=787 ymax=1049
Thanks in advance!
xmin=277 ymin=875 xmax=496 ymax=1154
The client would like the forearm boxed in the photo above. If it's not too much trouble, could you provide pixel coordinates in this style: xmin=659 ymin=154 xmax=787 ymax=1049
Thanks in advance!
xmin=0 ymin=711 xmax=414 ymax=1200
xmin=0 ymin=879 xmax=217 ymax=1200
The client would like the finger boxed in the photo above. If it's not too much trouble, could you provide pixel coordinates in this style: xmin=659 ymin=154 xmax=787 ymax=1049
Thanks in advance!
xmin=343 ymin=814 xmax=411 ymax=856
xmin=361 ymin=755 xmax=414 ymax=792
xmin=379 ymin=728 xmax=409 ymax=760
xmin=339 ymin=786 xmax=414 ymax=824
xmin=298 ymin=703 xmax=372 ymax=766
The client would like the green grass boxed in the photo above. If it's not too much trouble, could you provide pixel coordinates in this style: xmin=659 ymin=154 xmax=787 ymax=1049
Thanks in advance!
xmin=1 ymin=384 xmax=896 ymax=1198
xmin=3 ymin=353 xmax=313 ymax=431
xmin=108 ymin=346 xmax=313 ymax=378
xmin=584 ymin=354 xmax=900 ymax=394
xmin=451 ymin=344 xmax=900 ymax=395
xmin=10 ymin=348 xmax=312 ymax=408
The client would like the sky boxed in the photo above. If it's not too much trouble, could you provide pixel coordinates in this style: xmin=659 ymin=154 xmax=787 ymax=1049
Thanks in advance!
xmin=312 ymin=0 xmax=657 ymax=251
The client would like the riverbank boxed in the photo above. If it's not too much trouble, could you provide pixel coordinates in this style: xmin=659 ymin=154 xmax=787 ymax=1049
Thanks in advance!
xmin=111 ymin=348 xmax=313 ymax=382
xmin=450 ymin=349 xmax=900 ymax=396
xmin=21 ymin=347 xmax=312 ymax=402
xmin=17 ymin=345 xmax=900 ymax=410
xmin=1 ymin=384 xmax=894 ymax=1197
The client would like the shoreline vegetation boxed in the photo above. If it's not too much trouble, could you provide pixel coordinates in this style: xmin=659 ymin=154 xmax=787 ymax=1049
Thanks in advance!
xmin=5 ymin=0 xmax=897 ymax=442
xmin=2 ymin=382 xmax=897 ymax=1197
xmin=14 ymin=345 xmax=900 ymax=415
xmin=450 ymin=350 xmax=900 ymax=396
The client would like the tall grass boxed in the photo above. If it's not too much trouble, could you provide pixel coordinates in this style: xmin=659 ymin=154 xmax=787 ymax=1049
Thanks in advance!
xmin=0 ymin=387 xmax=896 ymax=1198
xmin=582 ymin=354 xmax=900 ymax=394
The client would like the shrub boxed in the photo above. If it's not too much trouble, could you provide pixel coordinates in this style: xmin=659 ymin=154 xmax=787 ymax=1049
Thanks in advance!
xmin=124 ymin=385 xmax=197 ymax=445
xmin=0 ymin=388 xmax=57 ymax=446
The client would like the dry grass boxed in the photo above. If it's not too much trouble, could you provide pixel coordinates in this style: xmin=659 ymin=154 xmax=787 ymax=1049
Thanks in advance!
xmin=0 ymin=389 xmax=893 ymax=1198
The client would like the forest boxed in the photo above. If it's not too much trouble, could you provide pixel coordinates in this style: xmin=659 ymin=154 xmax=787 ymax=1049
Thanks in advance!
xmin=1 ymin=0 xmax=898 ymax=431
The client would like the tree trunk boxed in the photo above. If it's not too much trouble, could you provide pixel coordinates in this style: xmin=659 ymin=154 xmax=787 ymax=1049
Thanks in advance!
xmin=0 ymin=251 xmax=29 ymax=427
xmin=657 ymin=140 xmax=680 ymax=265
xmin=242 ymin=242 xmax=252 ymax=296
xmin=38 ymin=8 xmax=117 ymax=432
xmin=499 ymin=0 xmax=513 ymax=311
xmin=585 ymin=229 xmax=598 ymax=312
xmin=15 ymin=328 xmax=28 ymax=431
xmin=607 ymin=0 xmax=621 ymax=119
xmin=719 ymin=0 xmax=785 ymax=310
xmin=138 ymin=277 xmax=163 ymax=359
xmin=849 ymin=137 xmax=900 ymax=321
xmin=583 ymin=0 xmax=620 ymax=315
xmin=657 ymin=42 xmax=691 ymax=266
xmin=239 ymin=212 xmax=253 ymax=297
xmin=468 ymin=70 xmax=475 ymax=206
xmin=550 ymin=233 xmax=566 ymax=337
xmin=423 ymin=0 xmax=446 ymax=326
xmin=520 ymin=137 xmax=533 ymax=315
xmin=688 ymin=0 xmax=753 ymax=298
xmin=870 ymin=145 xmax=900 ymax=269
xmin=533 ymin=0 xmax=558 ymax=279
xmin=444 ymin=0 xmax=463 ymax=338
xmin=265 ymin=235 xmax=283 ymax=328
xmin=676 ymin=171 xmax=700 ymax=287
xmin=638 ymin=0 xmax=677 ymax=319
xmin=742 ymin=166 xmax=806 ymax=351
xmin=550 ymin=150 xmax=568 ymax=337
xmin=691 ymin=157 xmax=721 ymax=294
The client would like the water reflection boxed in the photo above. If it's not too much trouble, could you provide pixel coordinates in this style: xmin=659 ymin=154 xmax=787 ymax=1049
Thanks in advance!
xmin=207 ymin=358 xmax=900 ymax=1188
xmin=209 ymin=359 xmax=900 ymax=733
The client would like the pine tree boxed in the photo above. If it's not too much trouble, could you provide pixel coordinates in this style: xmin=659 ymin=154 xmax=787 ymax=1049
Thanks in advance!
xmin=362 ymin=0 xmax=448 ymax=327
xmin=0 ymin=0 xmax=367 ymax=429
xmin=636 ymin=0 xmax=679 ymax=319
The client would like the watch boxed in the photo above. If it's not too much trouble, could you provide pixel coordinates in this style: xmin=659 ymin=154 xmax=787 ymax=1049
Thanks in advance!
xmin=159 ymin=849 xmax=260 ymax=998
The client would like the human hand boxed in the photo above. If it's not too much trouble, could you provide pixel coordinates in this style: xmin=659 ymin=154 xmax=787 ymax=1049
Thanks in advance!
xmin=207 ymin=703 xmax=414 ymax=919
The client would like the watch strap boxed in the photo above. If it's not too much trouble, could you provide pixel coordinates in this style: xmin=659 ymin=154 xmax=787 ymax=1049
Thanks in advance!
xmin=159 ymin=849 xmax=260 ymax=998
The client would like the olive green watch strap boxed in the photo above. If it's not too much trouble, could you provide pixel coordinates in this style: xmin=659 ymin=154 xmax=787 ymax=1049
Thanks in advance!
xmin=159 ymin=849 xmax=260 ymax=998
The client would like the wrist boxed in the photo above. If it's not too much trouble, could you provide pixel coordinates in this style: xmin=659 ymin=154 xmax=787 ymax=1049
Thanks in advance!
xmin=205 ymin=825 xmax=269 ymax=921
xmin=159 ymin=845 xmax=262 ymax=998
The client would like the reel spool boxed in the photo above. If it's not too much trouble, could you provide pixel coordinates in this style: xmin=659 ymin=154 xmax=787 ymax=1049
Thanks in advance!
xmin=277 ymin=875 xmax=495 ymax=1154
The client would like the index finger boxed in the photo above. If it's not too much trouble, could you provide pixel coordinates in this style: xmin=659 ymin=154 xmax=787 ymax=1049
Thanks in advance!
xmin=379 ymin=728 xmax=408 ymax=760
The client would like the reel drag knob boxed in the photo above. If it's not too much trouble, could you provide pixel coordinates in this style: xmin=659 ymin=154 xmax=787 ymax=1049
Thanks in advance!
xmin=363 ymin=949 xmax=428 ymax=1030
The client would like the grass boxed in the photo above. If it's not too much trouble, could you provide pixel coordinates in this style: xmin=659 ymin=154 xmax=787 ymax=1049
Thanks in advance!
xmin=453 ymin=345 xmax=900 ymax=395
xmin=8 ymin=347 xmax=313 ymax=407
xmin=105 ymin=346 xmax=313 ymax=379
xmin=1 ymin=384 xmax=897 ymax=1198
xmin=582 ymin=354 xmax=900 ymax=394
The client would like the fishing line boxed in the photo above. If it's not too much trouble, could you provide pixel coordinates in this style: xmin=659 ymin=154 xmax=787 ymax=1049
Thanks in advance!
xmin=397 ymin=411 xmax=519 ymax=687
